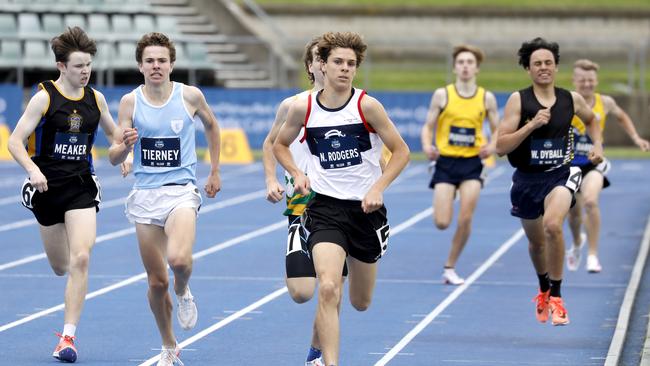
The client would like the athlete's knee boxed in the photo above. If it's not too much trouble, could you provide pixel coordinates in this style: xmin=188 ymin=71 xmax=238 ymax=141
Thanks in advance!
xmin=148 ymin=274 xmax=169 ymax=294
xmin=51 ymin=264 xmax=68 ymax=276
xmin=168 ymin=254 xmax=192 ymax=274
xmin=69 ymin=251 xmax=90 ymax=272
xmin=288 ymin=286 xmax=314 ymax=304
xmin=318 ymin=278 xmax=340 ymax=305
xmin=456 ymin=212 xmax=473 ymax=230
xmin=434 ymin=216 xmax=451 ymax=230
xmin=583 ymin=197 xmax=599 ymax=212
xmin=350 ymin=293 xmax=372 ymax=312
xmin=543 ymin=220 xmax=563 ymax=241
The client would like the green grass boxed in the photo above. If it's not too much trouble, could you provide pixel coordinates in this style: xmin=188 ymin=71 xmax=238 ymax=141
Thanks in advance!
xmin=254 ymin=0 xmax=650 ymax=9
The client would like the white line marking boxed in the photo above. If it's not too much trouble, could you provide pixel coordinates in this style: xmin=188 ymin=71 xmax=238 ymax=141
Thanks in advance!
xmin=607 ymin=215 xmax=650 ymax=366
xmin=0 ymin=219 xmax=285 ymax=333
xmin=0 ymin=190 xmax=266 ymax=271
xmin=137 ymin=206 xmax=434 ymax=365
xmin=373 ymin=228 xmax=525 ymax=366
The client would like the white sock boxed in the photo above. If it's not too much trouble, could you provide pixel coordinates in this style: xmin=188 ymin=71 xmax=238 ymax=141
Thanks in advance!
xmin=62 ymin=324 xmax=76 ymax=338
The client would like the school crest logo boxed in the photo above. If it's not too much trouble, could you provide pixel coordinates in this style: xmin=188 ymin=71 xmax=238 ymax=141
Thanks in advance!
xmin=171 ymin=119 xmax=184 ymax=134
xmin=324 ymin=129 xmax=344 ymax=149
xmin=68 ymin=109 xmax=83 ymax=132
xmin=155 ymin=140 xmax=165 ymax=149
xmin=543 ymin=140 xmax=553 ymax=149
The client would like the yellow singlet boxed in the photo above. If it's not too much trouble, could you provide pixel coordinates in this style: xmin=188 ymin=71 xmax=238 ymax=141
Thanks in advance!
xmin=435 ymin=84 xmax=487 ymax=158
xmin=571 ymin=93 xmax=606 ymax=135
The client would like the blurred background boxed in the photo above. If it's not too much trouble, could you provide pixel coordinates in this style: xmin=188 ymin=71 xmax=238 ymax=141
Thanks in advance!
xmin=0 ymin=0 xmax=648 ymax=155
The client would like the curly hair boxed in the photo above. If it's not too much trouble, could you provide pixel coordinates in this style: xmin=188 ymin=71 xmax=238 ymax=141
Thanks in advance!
xmin=317 ymin=32 xmax=367 ymax=67
xmin=135 ymin=32 xmax=176 ymax=63
xmin=517 ymin=37 xmax=559 ymax=69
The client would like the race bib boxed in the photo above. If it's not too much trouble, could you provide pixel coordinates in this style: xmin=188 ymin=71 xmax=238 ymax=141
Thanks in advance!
xmin=315 ymin=134 xmax=362 ymax=169
xmin=140 ymin=137 xmax=181 ymax=167
xmin=448 ymin=126 xmax=476 ymax=147
xmin=20 ymin=178 xmax=36 ymax=209
xmin=374 ymin=224 xmax=390 ymax=260
xmin=52 ymin=132 xmax=89 ymax=161
xmin=530 ymin=138 xmax=565 ymax=165
xmin=564 ymin=166 xmax=582 ymax=192
xmin=574 ymin=133 xmax=593 ymax=158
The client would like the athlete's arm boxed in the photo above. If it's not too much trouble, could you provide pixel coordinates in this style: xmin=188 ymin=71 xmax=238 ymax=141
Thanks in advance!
xmin=95 ymin=90 xmax=132 ymax=177
xmin=7 ymin=90 xmax=50 ymax=192
xmin=273 ymin=99 xmax=310 ymax=195
xmin=186 ymin=85 xmax=221 ymax=198
xmin=420 ymin=88 xmax=444 ymax=160
xmin=602 ymin=94 xmax=650 ymax=151
xmin=263 ymin=96 xmax=292 ymax=203
xmin=495 ymin=92 xmax=548 ymax=156
xmin=480 ymin=91 xmax=500 ymax=158
xmin=362 ymin=95 xmax=410 ymax=213
xmin=573 ymin=91 xmax=603 ymax=164
xmin=108 ymin=92 xmax=137 ymax=167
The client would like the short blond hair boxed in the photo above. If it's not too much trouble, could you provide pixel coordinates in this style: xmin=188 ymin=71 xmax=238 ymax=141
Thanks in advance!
xmin=453 ymin=44 xmax=484 ymax=66
xmin=574 ymin=59 xmax=599 ymax=72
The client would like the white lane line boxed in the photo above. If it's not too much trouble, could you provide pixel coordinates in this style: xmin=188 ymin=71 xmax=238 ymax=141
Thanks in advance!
xmin=373 ymin=228 xmax=525 ymax=366
xmin=137 ymin=206 xmax=434 ymax=365
xmin=606 ymin=215 xmax=650 ymax=366
xmin=0 ymin=219 xmax=286 ymax=333
xmin=0 ymin=189 xmax=265 ymax=271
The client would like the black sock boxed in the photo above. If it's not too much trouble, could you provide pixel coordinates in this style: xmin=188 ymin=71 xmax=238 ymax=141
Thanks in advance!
xmin=537 ymin=273 xmax=550 ymax=293
xmin=550 ymin=279 xmax=562 ymax=297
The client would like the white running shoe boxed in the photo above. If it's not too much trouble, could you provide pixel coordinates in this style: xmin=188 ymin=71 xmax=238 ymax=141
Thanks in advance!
xmin=566 ymin=232 xmax=586 ymax=271
xmin=305 ymin=356 xmax=325 ymax=366
xmin=177 ymin=286 xmax=198 ymax=330
xmin=442 ymin=268 xmax=465 ymax=285
xmin=586 ymin=255 xmax=602 ymax=273
xmin=157 ymin=345 xmax=183 ymax=366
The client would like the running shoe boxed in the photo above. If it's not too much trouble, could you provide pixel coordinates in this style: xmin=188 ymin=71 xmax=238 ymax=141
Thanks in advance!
xmin=549 ymin=296 xmax=570 ymax=326
xmin=566 ymin=232 xmax=586 ymax=271
xmin=177 ymin=286 xmax=198 ymax=330
xmin=442 ymin=268 xmax=465 ymax=285
xmin=586 ymin=255 xmax=602 ymax=273
xmin=52 ymin=333 xmax=77 ymax=363
xmin=305 ymin=356 xmax=325 ymax=366
xmin=157 ymin=345 xmax=183 ymax=366
xmin=533 ymin=289 xmax=550 ymax=323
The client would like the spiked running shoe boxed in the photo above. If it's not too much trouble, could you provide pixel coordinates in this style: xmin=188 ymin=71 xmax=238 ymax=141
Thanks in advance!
xmin=533 ymin=289 xmax=550 ymax=323
xmin=566 ymin=232 xmax=586 ymax=271
xmin=157 ymin=345 xmax=183 ymax=366
xmin=549 ymin=296 xmax=570 ymax=326
xmin=306 ymin=356 xmax=325 ymax=366
xmin=442 ymin=268 xmax=465 ymax=285
xmin=53 ymin=333 xmax=77 ymax=363
xmin=177 ymin=286 xmax=198 ymax=330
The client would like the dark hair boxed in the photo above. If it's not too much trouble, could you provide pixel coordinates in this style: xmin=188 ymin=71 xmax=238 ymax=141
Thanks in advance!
xmin=50 ymin=27 xmax=97 ymax=63
xmin=453 ymin=44 xmax=484 ymax=66
xmin=303 ymin=36 xmax=321 ymax=84
xmin=135 ymin=32 xmax=176 ymax=63
xmin=318 ymin=31 xmax=367 ymax=67
xmin=517 ymin=37 xmax=559 ymax=69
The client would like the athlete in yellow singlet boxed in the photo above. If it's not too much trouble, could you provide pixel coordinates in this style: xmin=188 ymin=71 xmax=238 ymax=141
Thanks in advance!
xmin=420 ymin=45 xmax=499 ymax=285
xmin=566 ymin=59 xmax=650 ymax=273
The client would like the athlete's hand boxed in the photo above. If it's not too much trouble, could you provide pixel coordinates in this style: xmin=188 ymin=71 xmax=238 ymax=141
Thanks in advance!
xmin=479 ymin=143 xmax=494 ymax=159
xmin=293 ymin=172 xmax=310 ymax=196
xmin=204 ymin=171 xmax=221 ymax=198
xmin=28 ymin=168 xmax=48 ymax=193
xmin=530 ymin=108 xmax=551 ymax=129
xmin=362 ymin=188 xmax=383 ymax=214
xmin=588 ymin=142 xmax=604 ymax=165
xmin=423 ymin=145 xmax=439 ymax=161
xmin=265 ymin=178 xmax=285 ymax=203
xmin=122 ymin=127 xmax=138 ymax=148
xmin=634 ymin=136 xmax=650 ymax=152
xmin=120 ymin=152 xmax=133 ymax=177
